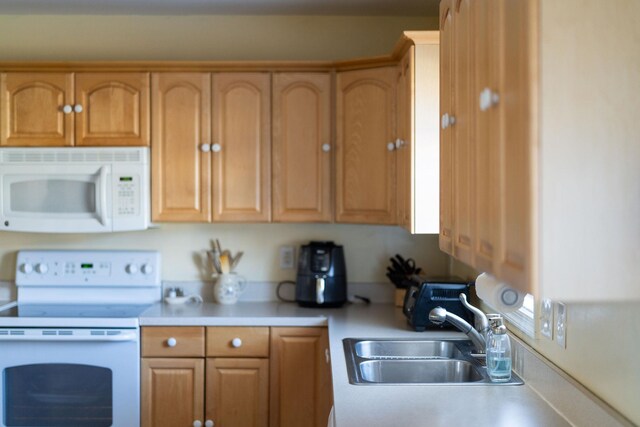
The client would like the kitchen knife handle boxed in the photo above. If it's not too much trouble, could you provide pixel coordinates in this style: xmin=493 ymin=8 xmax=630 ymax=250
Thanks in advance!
xmin=316 ymin=276 xmax=325 ymax=305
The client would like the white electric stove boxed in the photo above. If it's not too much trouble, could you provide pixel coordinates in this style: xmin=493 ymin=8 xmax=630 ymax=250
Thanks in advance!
xmin=0 ymin=250 xmax=162 ymax=427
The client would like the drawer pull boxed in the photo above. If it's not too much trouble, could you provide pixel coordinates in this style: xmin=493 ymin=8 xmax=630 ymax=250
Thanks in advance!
xmin=231 ymin=337 xmax=242 ymax=348
xmin=205 ymin=420 xmax=214 ymax=427
xmin=166 ymin=337 xmax=177 ymax=347
xmin=193 ymin=421 xmax=202 ymax=427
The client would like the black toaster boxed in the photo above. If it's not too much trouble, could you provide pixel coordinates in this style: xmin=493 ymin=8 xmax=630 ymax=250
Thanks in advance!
xmin=402 ymin=277 xmax=473 ymax=331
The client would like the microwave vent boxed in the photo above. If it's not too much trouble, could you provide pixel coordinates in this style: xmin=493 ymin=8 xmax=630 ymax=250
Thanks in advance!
xmin=1 ymin=149 xmax=143 ymax=164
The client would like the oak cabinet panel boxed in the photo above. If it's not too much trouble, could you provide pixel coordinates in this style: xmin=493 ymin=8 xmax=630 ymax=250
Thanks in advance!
xmin=75 ymin=73 xmax=149 ymax=146
xmin=151 ymin=72 xmax=211 ymax=222
xmin=212 ymin=73 xmax=271 ymax=222
xmin=272 ymin=72 xmax=332 ymax=223
xmin=141 ymin=358 xmax=205 ymax=427
xmin=336 ymin=67 xmax=397 ymax=224
xmin=0 ymin=73 xmax=74 ymax=146
xmin=270 ymin=327 xmax=332 ymax=427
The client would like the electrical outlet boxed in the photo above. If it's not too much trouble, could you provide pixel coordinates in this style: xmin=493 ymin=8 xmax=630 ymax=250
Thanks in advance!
xmin=279 ymin=246 xmax=295 ymax=269
xmin=555 ymin=302 xmax=567 ymax=349
xmin=539 ymin=298 xmax=554 ymax=340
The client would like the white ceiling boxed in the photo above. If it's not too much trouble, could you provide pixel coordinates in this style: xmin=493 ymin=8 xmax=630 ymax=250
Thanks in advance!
xmin=0 ymin=0 xmax=440 ymax=16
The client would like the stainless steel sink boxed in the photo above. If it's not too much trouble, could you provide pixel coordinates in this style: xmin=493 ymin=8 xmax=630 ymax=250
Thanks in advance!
xmin=343 ymin=338 xmax=523 ymax=386
xmin=354 ymin=340 xmax=463 ymax=360
xmin=359 ymin=359 xmax=484 ymax=384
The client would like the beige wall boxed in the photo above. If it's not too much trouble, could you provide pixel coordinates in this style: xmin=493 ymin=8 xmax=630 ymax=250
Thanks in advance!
xmin=0 ymin=224 xmax=447 ymax=283
xmin=452 ymin=260 xmax=640 ymax=425
xmin=0 ymin=14 xmax=437 ymax=61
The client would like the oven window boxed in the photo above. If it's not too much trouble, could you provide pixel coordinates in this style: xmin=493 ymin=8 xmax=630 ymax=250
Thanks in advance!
xmin=4 ymin=364 xmax=112 ymax=427
xmin=10 ymin=179 xmax=96 ymax=214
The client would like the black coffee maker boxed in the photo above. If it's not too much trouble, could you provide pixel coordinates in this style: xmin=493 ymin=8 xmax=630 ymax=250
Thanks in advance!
xmin=295 ymin=241 xmax=347 ymax=308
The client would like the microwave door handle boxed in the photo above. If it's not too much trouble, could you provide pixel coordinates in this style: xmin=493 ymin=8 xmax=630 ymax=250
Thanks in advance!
xmin=96 ymin=166 xmax=110 ymax=226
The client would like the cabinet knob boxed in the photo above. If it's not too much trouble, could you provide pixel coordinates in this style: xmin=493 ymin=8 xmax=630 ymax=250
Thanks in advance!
xmin=441 ymin=113 xmax=450 ymax=129
xmin=479 ymin=87 xmax=500 ymax=111
xmin=386 ymin=142 xmax=396 ymax=152
xmin=211 ymin=143 xmax=222 ymax=153
xmin=325 ymin=348 xmax=330 ymax=364
xmin=73 ymin=104 xmax=83 ymax=113
xmin=62 ymin=105 xmax=73 ymax=114
xmin=193 ymin=421 xmax=202 ymax=427
xmin=395 ymin=138 xmax=406 ymax=149
xmin=200 ymin=143 xmax=211 ymax=153
xmin=231 ymin=337 xmax=242 ymax=348
xmin=205 ymin=420 xmax=214 ymax=427
xmin=322 ymin=143 xmax=331 ymax=152
xmin=167 ymin=337 xmax=177 ymax=347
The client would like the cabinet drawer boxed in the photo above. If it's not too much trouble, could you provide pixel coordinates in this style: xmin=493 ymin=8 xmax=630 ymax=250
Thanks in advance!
xmin=206 ymin=327 xmax=269 ymax=357
xmin=142 ymin=327 xmax=205 ymax=357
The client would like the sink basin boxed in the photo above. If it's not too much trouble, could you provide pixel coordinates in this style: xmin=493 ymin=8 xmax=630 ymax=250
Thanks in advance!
xmin=343 ymin=338 xmax=523 ymax=386
xmin=359 ymin=359 xmax=484 ymax=384
xmin=354 ymin=340 xmax=463 ymax=360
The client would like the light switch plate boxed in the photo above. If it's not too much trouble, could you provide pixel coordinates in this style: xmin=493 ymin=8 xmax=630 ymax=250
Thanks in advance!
xmin=540 ymin=298 xmax=554 ymax=340
xmin=279 ymin=246 xmax=295 ymax=269
xmin=555 ymin=302 xmax=567 ymax=349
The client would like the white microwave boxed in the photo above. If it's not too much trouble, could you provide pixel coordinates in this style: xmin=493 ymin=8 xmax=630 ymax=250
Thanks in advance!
xmin=0 ymin=147 xmax=150 ymax=233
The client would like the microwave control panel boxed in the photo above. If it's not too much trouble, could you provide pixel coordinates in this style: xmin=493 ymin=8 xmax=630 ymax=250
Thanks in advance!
xmin=114 ymin=175 xmax=140 ymax=217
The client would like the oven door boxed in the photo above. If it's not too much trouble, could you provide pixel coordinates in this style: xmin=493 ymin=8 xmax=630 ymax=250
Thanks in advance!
xmin=0 ymin=328 xmax=139 ymax=427
xmin=0 ymin=164 xmax=112 ymax=233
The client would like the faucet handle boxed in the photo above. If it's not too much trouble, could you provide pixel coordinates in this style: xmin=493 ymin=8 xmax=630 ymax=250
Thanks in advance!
xmin=459 ymin=293 xmax=489 ymax=334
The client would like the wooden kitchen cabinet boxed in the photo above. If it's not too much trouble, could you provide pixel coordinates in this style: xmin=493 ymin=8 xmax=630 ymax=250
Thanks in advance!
xmin=74 ymin=73 xmax=149 ymax=146
xmin=439 ymin=0 xmax=537 ymax=296
xmin=272 ymin=72 xmax=332 ymax=223
xmin=141 ymin=358 xmax=205 ymax=427
xmin=212 ymin=73 xmax=271 ymax=222
xmin=0 ymin=73 xmax=74 ymax=146
xmin=151 ymin=72 xmax=212 ymax=222
xmin=336 ymin=66 xmax=397 ymax=224
xmin=0 ymin=72 xmax=149 ymax=147
xmin=395 ymin=32 xmax=440 ymax=234
xmin=270 ymin=327 xmax=332 ymax=427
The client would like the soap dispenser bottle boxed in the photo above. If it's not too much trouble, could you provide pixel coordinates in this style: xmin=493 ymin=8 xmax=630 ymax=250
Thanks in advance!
xmin=486 ymin=316 xmax=512 ymax=382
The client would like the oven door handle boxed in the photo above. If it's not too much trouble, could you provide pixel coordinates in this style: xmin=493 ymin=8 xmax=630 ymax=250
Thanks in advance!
xmin=0 ymin=332 xmax=138 ymax=342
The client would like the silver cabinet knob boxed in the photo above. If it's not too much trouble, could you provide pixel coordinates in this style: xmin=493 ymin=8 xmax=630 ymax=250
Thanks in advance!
xmin=211 ymin=143 xmax=222 ymax=153
xmin=62 ymin=104 xmax=73 ymax=114
xmin=193 ymin=421 xmax=202 ymax=427
xmin=322 ymin=143 xmax=331 ymax=152
xmin=386 ymin=142 xmax=396 ymax=151
xmin=200 ymin=143 xmax=211 ymax=153
xmin=231 ymin=337 xmax=242 ymax=348
xmin=441 ymin=113 xmax=450 ymax=129
xmin=205 ymin=420 xmax=214 ymax=427
xmin=167 ymin=337 xmax=177 ymax=347
xmin=73 ymin=104 xmax=83 ymax=113
xmin=395 ymin=138 xmax=406 ymax=149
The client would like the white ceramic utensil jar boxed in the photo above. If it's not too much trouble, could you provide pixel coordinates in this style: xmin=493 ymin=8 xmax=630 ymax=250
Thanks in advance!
xmin=213 ymin=273 xmax=247 ymax=304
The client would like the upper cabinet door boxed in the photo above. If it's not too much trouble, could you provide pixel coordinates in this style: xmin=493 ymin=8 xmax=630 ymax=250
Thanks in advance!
xmin=439 ymin=1 xmax=455 ymax=253
xmin=1 ymin=73 xmax=74 ymax=146
xmin=75 ymin=72 xmax=150 ymax=146
xmin=452 ymin=0 xmax=475 ymax=266
xmin=151 ymin=73 xmax=211 ymax=222
xmin=396 ymin=50 xmax=412 ymax=232
xmin=336 ymin=67 xmax=397 ymax=225
xmin=212 ymin=73 xmax=271 ymax=222
xmin=272 ymin=73 xmax=332 ymax=223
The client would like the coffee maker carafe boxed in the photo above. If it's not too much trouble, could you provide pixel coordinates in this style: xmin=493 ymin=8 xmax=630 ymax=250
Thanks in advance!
xmin=295 ymin=241 xmax=347 ymax=308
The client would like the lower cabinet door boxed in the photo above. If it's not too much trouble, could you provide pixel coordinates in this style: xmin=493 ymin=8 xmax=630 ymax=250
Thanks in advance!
xmin=270 ymin=327 xmax=333 ymax=427
xmin=141 ymin=358 xmax=205 ymax=427
xmin=206 ymin=358 xmax=269 ymax=427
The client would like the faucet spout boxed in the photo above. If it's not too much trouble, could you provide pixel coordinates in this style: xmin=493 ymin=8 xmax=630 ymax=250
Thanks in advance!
xmin=429 ymin=307 xmax=486 ymax=353
xmin=459 ymin=293 xmax=490 ymax=338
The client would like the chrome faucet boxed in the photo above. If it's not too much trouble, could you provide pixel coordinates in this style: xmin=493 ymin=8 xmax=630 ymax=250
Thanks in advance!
xmin=428 ymin=293 xmax=491 ymax=354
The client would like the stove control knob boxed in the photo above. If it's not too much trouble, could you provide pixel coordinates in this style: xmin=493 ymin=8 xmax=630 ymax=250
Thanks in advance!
xmin=126 ymin=264 xmax=138 ymax=275
xmin=141 ymin=264 xmax=153 ymax=275
xmin=20 ymin=263 xmax=33 ymax=274
xmin=35 ymin=263 xmax=48 ymax=274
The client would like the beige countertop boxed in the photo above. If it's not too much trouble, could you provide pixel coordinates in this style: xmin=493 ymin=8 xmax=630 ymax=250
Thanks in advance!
xmin=140 ymin=301 xmax=570 ymax=427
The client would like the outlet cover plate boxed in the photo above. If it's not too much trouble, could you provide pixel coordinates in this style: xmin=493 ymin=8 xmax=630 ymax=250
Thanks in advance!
xmin=279 ymin=246 xmax=295 ymax=269
xmin=539 ymin=298 xmax=554 ymax=340
xmin=555 ymin=302 xmax=567 ymax=349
